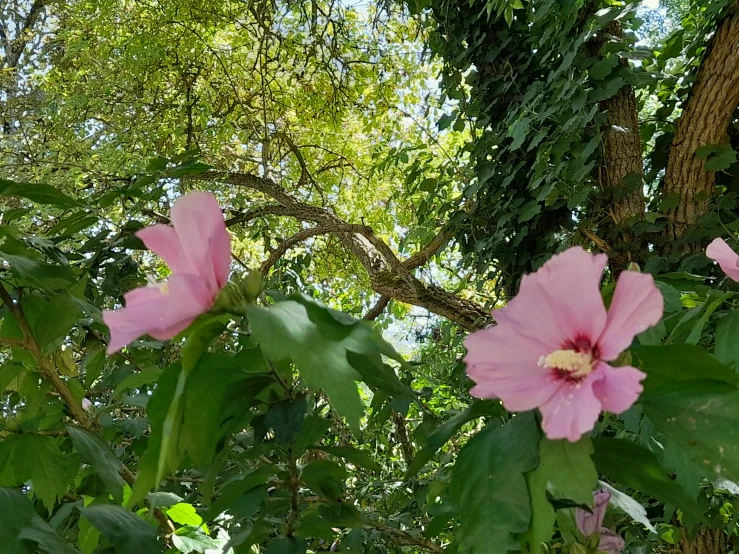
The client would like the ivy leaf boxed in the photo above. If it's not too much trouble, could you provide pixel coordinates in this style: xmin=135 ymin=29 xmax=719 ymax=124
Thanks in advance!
xmin=641 ymin=380 xmax=739 ymax=483
xmin=451 ymin=413 xmax=540 ymax=554
xmin=0 ymin=487 xmax=80 ymax=554
xmin=591 ymin=437 xmax=706 ymax=524
xmin=78 ymin=505 xmax=159 ymax=554
xmin=704 ymin=145 xmax=737 ymax=171
xmin=522 ymin=437 xmax=597 ymax=553
xmin=66 ymin=426 xmax=126 ymax=504
xmin=12 ymin=434 xmax=79 ymax=509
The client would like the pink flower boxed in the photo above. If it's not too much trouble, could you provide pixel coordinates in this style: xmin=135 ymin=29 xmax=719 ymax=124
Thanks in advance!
xmin=706 ymin=238 xmax=739 ymax=281
xmin=103 ymin=192 xmax=231 ymax=353
xmin=576 ymin=489 xmax=610 ymax=537
xmin=598 ymin=528 xmax=625 ymax=554
xmin=464 ymin=247 xmax=663 ymax=441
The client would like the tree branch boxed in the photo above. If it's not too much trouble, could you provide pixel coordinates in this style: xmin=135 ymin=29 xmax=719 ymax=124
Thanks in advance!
xmin=363 ymin=296 xmax=390 ymax=320
xmin=188 ymin=171 xmax=491 ymax=330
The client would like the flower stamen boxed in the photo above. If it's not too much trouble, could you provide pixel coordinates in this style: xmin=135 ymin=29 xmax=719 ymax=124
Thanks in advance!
xmin=538 ymin=349 xmax=594 ymax=378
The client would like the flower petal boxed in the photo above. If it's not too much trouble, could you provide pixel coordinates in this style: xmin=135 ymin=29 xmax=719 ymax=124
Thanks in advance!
xmin=706 ymin=238 xmax=739 ymax=282
xmin=171 ymin=192 xmax=231 ymax=292
xmin=464 ymin=324 xmax=565 ymax=410
xmin=539 ymin=372 xmax=604 ymax=442
xmin=597 ymin=271 xmax=663 ymax=361
xmin=517 ymin=247 xmax=608 ymax=347
xmin=576 ymin=489 xmax=611 ymax=537
xmin=136 ymin=224 xmax=190 ymax=274
xmin=598 ymin=528 xmax=626 ymax=554
xmin=592 ymin=363 xmax=645 ymax=414
xmin=103 ymin=274 xmax=213 ymax=353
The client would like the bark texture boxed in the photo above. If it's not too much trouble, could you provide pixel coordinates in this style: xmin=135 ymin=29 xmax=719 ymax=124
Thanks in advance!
xmin=589 ymin=19 xmax=646 ymax=269
xmin=191 ymin=171 xmax=491 ymax=331
xmin=669 ymin=527 xmax=730 ymax=554
xmin=664 ymin=3 xmax=739 ymax=240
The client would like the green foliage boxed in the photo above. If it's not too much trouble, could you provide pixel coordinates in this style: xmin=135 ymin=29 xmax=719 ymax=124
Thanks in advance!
xmin=450 ymin=413 xmax=540 ymax=553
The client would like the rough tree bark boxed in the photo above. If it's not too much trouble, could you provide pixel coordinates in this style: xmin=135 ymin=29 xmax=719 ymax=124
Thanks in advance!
xmin=190 ymin=171 xmax=491 ymax=330
xmin=589 ymin=20 xmax=646 ymax=270
xmin=664 ymin=2 xmax=739 ymax=241
xmin=669 ymin=528 xmax=731 ymax=554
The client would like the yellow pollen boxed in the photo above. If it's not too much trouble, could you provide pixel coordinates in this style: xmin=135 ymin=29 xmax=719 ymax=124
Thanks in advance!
xmin=538 ymin=349 xmax=594 ymax=378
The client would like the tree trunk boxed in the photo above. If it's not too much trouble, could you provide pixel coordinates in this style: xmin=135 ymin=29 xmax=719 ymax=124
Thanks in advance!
xmin=669 ymin=527 xmax=730 ymax=554
xmin=589 ymin=20 xmax=646 ymax=271
xmin=664 ymin=3 xmax=739 ymax=242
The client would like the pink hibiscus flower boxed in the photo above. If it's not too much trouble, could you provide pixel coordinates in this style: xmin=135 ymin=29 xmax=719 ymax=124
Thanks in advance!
xmin=464 ymin=247 xmax=663 ymax=441
xmin=103 ymin=191 xmax=231 ymax=353
xmin=706 ymin=238 xmax=739 ymax=281
xmin=576 ymin=490 xmax=625 ymax=554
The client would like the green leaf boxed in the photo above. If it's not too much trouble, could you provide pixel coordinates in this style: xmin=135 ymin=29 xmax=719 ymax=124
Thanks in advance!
xmin=0 ymin=179 xmax=80 ymax=208
xmin=166 ymin=503 xmax=203 ymax=527
xmin=264 ymin=395 xmax=307 ymax=445
xmin=451 ymin=413 xmax=540 ymax=554
xmin=521 ymin=437 xmax=597 ymax=554
xmin=78 ymin=505 xmax=159 ymax=554
xmin=66 ymin=426 xmax=126 ymax=504
xmin=33 ymin=294 xmax=82 ymax=352
xmin=265 ymin=537 xmax=307 ymax=554
xmin=406 ymin=401 xmax=495 ymax=478
xmin=77 ymin=515 xmax=101 ymax=554
xmin=0 ymin=251 xmax=76 ymax=291
xmin=704 ymin=145 xmax=737 ymax=171
xmin=0 ymin=487 xmax=80 ymax=554
xmin=715 ymin=312 xmax=739 ymax=369
xmin=12 ymin=434 xmax=79 ymax=509
xmin=207 ymin=466 xmax=274 ymax=518
xmin=300 ymin=460 xmax=347 ymax=503
xmin=293 ymin=415 xmax=330 ymax=456
xmin=172 ymin=527 xmax=220 ymax=553
xmin=317 ymin=446 xmax=382 ymax=473
xmin=345 ymin=351 xmax=414 ymax=400
xmin=641 ymin=380 xmax=739 ymax=483
xmin=632 ymin=344 xmax=739 ymax=391
xmin=591 ymin=438 xmax=706 ymax=524
xmin=248 ymin=295 xmax=376 ymax=434
xmin=655 ymin=281 xmax=682 ymax=313
xmin=113 ymin=369 xmax=163 ymax=398
xmin=598 ymin=481 xmax=655 ymax=533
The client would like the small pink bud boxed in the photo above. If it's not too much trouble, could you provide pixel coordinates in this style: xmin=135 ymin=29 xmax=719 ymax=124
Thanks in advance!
xmin=82 ymin=398 xmax=93 ymax=411
xmin=576 ymin=489 xmax=610 ymax=537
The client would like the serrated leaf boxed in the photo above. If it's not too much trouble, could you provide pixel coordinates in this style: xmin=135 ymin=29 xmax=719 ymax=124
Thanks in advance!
xmin=0 ymin=251 xmax=76 ymax=291
xmin=451 ymin=413 xmax=540 ymax=554
xmin=264 ymin=395 xmax=307 ymax=445
xmin=33 ymin=294 xmax=81 ymax=352
xmin=247 ymin=296 xmax=370 ymax=434
xmin=12 ymin=434 xmax=79 ymax=509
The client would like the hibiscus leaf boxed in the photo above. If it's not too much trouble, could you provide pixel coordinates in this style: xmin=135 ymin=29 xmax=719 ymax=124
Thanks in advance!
xmin=247 ymin=295 xmax=370 ymax=434
xmin=591 ymin=437 xmax=706 ymax=524
xmin=66 ymin=426 xmax=126 ymax=504
xmin=451 ymin=412 xmax=540 ymax=554
xmin=78 ymin=505 xmax=159 ymax=554
xmin=0 ymin=487 xmax=80 ymax=554
xmin=521 ymin=437 xmax=597 ymax=554
xmin=641 ymin=380 xmax=739 ymax=484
